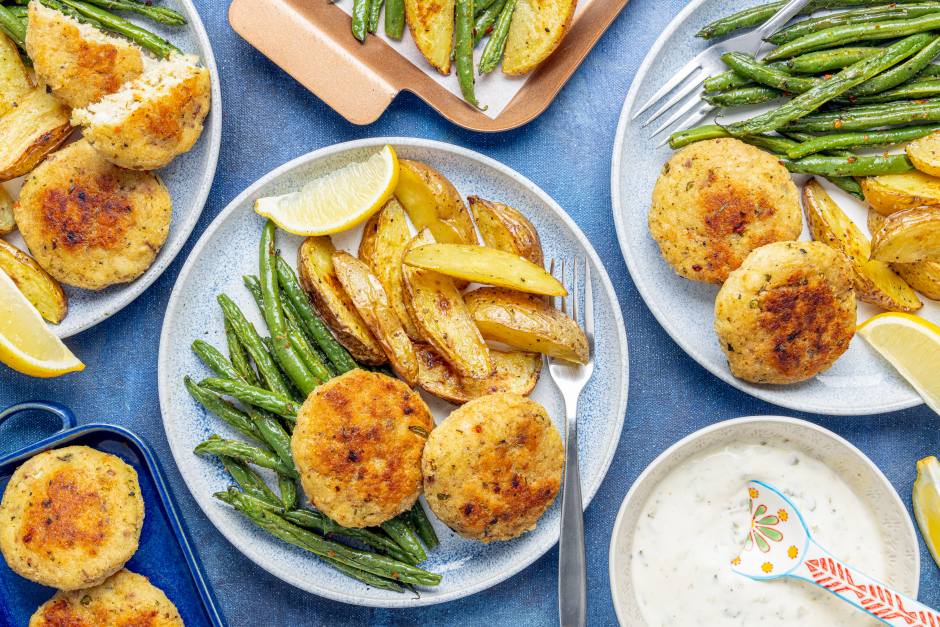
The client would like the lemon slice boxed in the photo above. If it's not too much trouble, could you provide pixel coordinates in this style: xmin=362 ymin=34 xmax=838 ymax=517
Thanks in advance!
xmin=0 ymin=270 xmax=83 ymax=377
xmin=255 ymin=145 xmax=399 ymax=236
xmin=858 ymin=312 xmax=940 ymax=414
xmin=914 ymin=456 xmax=940 ymax=569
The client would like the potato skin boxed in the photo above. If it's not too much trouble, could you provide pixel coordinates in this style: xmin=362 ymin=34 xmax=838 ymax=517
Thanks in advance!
xmin=468 ymin=196 xmax=543 ymax=267
xmin=907 ymin=131 xmax=940 ymax=178
xmin=0 ymin=238 xmax=67 ymax=323
xmin=860 ymin=171 xmax=940 ymax=216
xmin=0 ymin=31 xmax=32 ymax=118
xmin=415 ymin=343 xmax=542 ymax=405
xmin=869 ymin=207 xmax=940 ymax=300
xmin=0 ymin=183 xmax=14 ymax=235
xmin=422 ymin=393 xmax=563 ymax=543
xmin=0 ymin=446 xmax=145 ymax=591
xmin=0 ymin=87 xmax=72 ymax=183
xmin=650 ymin=138 xmax=802 ymax=285
xmin=292 ymin=370 xmax=434 ymax=528
xmin=714 ymin=241 xmax=856 ymax=384
xmin=870 ymin=206 xmax=940 ymax=263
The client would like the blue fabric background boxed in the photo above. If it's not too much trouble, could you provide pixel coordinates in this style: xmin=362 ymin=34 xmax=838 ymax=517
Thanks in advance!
xmin=2 ymin=0 xmax=939 ymax=624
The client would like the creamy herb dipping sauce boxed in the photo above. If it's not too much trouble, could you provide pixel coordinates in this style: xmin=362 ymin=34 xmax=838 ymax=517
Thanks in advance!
xmin=632 ymin=439 xmax=885 ymax=626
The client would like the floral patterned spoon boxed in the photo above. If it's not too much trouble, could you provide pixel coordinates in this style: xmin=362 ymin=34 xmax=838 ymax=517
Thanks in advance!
xmin=732 ymin=480 xmax=939 ymax=626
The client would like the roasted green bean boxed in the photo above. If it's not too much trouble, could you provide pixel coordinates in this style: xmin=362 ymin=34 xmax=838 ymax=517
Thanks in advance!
xmin=195 ymin=437 xmax=298 ymax=478
xmin=786 ymin=123 xmax=940 ymax=157
xmin=0 ymin=4 xmax=25 ymax=46
xmin=219 ymin=294 xmax=294 ymax=399
xmin=199 ymin=377 xmax=299 ymax=419
xmin=478 ymin=0 xmax=515 ymax=74
xmin=839 ymin=78 xmax=940 ymax=103
xmin=844 ymin=34 xmax=940 ymax=97
xmin=58 ymin=0 xmax=179 ymax=57
xmin=381 ymin=517 xmax=427 ymax=564
xmin=218 ymin=454 xmax=282 ymax=508
xmin=184 ymin=377 xmax=266 ymax=445
xmin=385 ymin=0 xmax=404 ymax=37
xmin=785 ymin=47 xmax=881 ymax=73
xmin=783 ymin=99 xmax=940 ymax=131
xmin=283 ymin=509 xmax=416 ymax=564
xmin=455 ymin=0 xmax=484 ymax=108
xmin=352 ymin=0 xmax=370 ymax=41
xmin=721 ymin=53 xmax=821 ymax=93
xmin=703 ymin=86 xmax=784 ymax=107
xmin=768 ymin=3 xmax=940 ymax=45
xmin=410 ymin=501 xmax=439 ymax=549
xmin=368 ymin=0 xmax=383 ymax=34
xmin=779 ymin=153 xmax=915 ymax=176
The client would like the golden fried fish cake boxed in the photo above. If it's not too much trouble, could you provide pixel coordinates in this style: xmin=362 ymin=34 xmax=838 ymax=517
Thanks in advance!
xmin=15 ymin=139 xmax=172 ymax=290
xmin=422 ymin=393 xmax=563 ymax=543
xmin=29 ymin=570 xmax=184 ymax=627
xmin=291 ymin=369 xmax=434 ymax=528
xmin=0 ymin=446 xmax=145 ymax=591
xmin=650 ymin=138 xmax=802 ymax=285
xmin=714 ymin=241 xmax=856 ymax=384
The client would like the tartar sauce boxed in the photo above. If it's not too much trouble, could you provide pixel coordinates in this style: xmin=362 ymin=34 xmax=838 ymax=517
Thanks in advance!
xmin=632 ymin=439 xmax=885 ymax=626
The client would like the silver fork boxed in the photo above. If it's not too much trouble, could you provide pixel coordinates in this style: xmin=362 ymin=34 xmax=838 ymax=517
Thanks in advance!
xmin=633 ymin=0 xmax=815 ymax=143
xmin=547 ymin=259 xmax=595 ymax=627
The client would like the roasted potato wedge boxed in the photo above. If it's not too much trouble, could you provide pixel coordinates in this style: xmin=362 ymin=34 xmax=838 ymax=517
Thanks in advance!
xmin=359 ymin=197 xmax=422 ymax=341
xmin=404 ymin=243 xmax=566 ymax=296
xmin=404 ymin=0 xmax=454 ymax=74
xmin=907 ymin=131 xmax=940 ymax=178
xmin=869 ymin=208 xmax=940 ymax=300
xmin=502 ymin=0 xmax=577 ymax=75
xmin=464 ymin=287 xmax=590 ymax=364
xmin=0 ymin=32 xmax=32 ymax=119
xmin=0 ymin=184 xmax=14 ymax=235
xmin=468 ymin=196 xmax=543 ymax=266
xmin=803 ymin=178 xmax=922 ymax=312
xmin=870 ymin=206 xmax=940 ymax=263
xmin=415 ymin=343 xmax=541 ymax=404
xmin=0 ymin=87 xmax=73 ymax=182
xmin=859 ymin=171 xmax=940 ymax=216
xmin=403 ymin=228 xmax=492 ymax=378
xmin=0 ymin=238 xmax=67 ymax=323
xmin=395 ymin=161 xmax=478 ymax=244
xmin=297 ymin=235 xmax=387 ymax=365
xmin=332 ymin=250 xmax=419 ymax=387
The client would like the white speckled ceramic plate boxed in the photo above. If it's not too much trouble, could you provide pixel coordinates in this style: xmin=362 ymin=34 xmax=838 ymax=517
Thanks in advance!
xmin=158 ymin=138 xmax=629 ymax=607
xmin=609 ymin=416 xmax=920 ymax=627
xmin=0 ymin=0 xmax=221 ymax=338
xmin=611 ymin=0 xmax=940 ymax=415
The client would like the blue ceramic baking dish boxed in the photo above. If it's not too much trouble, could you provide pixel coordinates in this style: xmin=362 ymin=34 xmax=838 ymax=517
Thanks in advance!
xmin=0 ymin=401 xmax=226 ymax=627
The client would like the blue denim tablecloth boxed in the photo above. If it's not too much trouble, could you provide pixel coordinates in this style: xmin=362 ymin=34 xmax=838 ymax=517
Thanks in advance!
xmin=3 ymin=0 xmax=940 ymax=624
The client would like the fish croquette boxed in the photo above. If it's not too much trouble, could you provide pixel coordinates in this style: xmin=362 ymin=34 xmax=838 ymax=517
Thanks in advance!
xmin=714 ymin=241 xmax=856 ymax=384
xmin=15 ymin=139 xmax=172 ymax=290
xmin=291 ymin=369 xmax=434 ymax=528
xmin=0 ymin=446 xmax=145 ymax=591
xmin=72 ymin=53 xmax=211 ymax=170
xmin=29 ymin=569 xmax=184 ymax=627
xmin=422 ymin=393 xmax=563 ymax=543
xmin=25 ymin=1 xmax=147 ymax=110
xmin=650 ymin=138 xmax=803 ymax=285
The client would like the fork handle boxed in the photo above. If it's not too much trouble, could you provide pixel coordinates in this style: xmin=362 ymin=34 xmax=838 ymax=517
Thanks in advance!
xmin=558 ymin=396 xmax=586 ymax=627
xmin=755 ymin=0 xmax=815 ymax=40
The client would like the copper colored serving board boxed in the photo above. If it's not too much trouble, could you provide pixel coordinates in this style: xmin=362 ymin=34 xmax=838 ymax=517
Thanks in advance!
xmin=229 ymin=0 xmax=630 ymax=131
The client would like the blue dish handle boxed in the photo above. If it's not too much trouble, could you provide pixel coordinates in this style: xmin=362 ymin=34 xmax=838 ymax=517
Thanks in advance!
xmin=0 ymin=401 xmax=77 ymax=436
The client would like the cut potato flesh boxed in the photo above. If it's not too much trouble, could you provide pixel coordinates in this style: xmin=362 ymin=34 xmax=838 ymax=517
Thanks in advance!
xmin=502 ymin=0 xmax=577 ymax=75
xmin=464 ymin=286 xmax=589 ymax=364
xmin=0 ymin=32 xmax=32 ymax=119
xmin=803 ymin=178 xmax=922 ymax=312
xmin=870 ymin=206 xmax=940 ymax=263
xmin=869 ymin=208 xmax=940 ymax=300
xmin=0 ymin=239 xmax=67 ymax=324
xmin=404 ymin=0 xmax=455 ymax=74
xmin=0 ymin=87 xmax=72 ymax=182
xmin=0 ymin=184 xmax=13 ymax=235
xmin=469 ymin=196 xmax=543 ymax=266
xmin=860 ymin=171 xmax=940 ymax=216
xmin=907 ymin=131 xmax=940 ymax=178
xmin=415 ymin=343 xmax=541 ymax=404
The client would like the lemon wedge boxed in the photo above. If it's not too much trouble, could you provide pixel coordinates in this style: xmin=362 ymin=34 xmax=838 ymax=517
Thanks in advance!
xmin=857 ymin=312 xmax=940 ymax=414
xmin=914 ymin=456 xmax=940 ymax=570
xmin=254 ymin=145 xmax=399 ymax=236
xmin=0 ymin=270 xmax=83 ymax=377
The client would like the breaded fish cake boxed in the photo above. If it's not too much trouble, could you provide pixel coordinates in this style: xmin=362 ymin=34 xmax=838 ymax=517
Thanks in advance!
xmin=15 ymin=139 xmax=172 ymax=290
xmin=72 ymin=53 xmax=211 ymax=170
xmin=0 ymin=446 xmax=145 ymax=590
xmin=422 ymin=393 xmax=563 ymax=543
xmin=292 ymin=369 xmax=434 ymax=528
xmin=650 ymin=138 xmax=802 ymax=284
xmin=29 ymin=569 xmax=184 ymax=627
xmin=25 ymin=1 xmax=147 ymax=110
xmin=714 ymin=241 xmax=856 ymax=384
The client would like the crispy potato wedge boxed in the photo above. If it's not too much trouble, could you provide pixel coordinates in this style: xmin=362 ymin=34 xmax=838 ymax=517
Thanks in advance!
xmin=332 ymin=251 xmax=419 ymax=387
xmin=0 ymin=238 xmax=67 ymax=323
xmin=803 ymin=178 xmax=922 ymax=312
xmin=907 ymin=131 xmax=940 ymax=178
xmin=359 ymin=197 xmax=422 ymax=341
xmin=415 ymin=343 xmax=541 ymax=404
xmin=464 ymin=287 xmax=590 ymax=364
xmin=0 ymin=184 xmax=14 ymax=235
xmin=870 ymin=206 xmax=940 ymax=263
xmin=0 ymin=32 xmax=32 ymax=119
xmin=0 ymin=87 xmax=73 ymax=182
xmin=404 ymin=0 xmax=454 ymax=74
xmin=859 ymin=171 xmax=940 ymax=216
xmin=403 ymin=228 xmax=492 ymax=378
xmin=869 ymin=208 xmax=940 ymax=300
xmin=468 ymin=196 xmax=543 ymax=266
xmin=502 ymin=0 xmax=577 ymax=75
xmin=404 ymin=243 xmax=566 ymax=296
xmin=297 ymin=236 xmax=387 ymax=365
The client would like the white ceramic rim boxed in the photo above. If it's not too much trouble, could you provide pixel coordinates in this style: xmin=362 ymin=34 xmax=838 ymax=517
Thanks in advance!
xmin=606 ymin=414 xmax=921 ymax=627
xmin=608 ymin=0 xmax=922 ymax=415
xmin=158 ymin=137 xmax=630 ymax=607
xmin=57 ymin=0 xmax=222 ymax=338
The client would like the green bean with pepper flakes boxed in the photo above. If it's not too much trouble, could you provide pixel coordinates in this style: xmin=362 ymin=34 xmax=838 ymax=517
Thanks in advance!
xmin=195 ymin=437 xmax=298 ymax=478
xmin=283 ymin=509 xmax=417 ymax=565
xmin=837 ymin=78 xmax=940 ymax=103
xmin=410 ymin=501 xmax=440 ymax=549
xmin=259 ymin=337 xmax=306 ymax=404
xmin=0 ymin=4 xmax=25 ymax=46
xmin=183 ymin=377 xmax=267 ymax=445
xmin=768 ymin=3 xmax=940 ymax=45
xmin=455 ymin=0 xmax=484 ymax=109
xmin=451 ymin=0 xmax=508 ymax=60
xmin=786 ymin=47 xmax=882 ymax=73
xmin=218 ymin=294 xmax=294 ymax=399
xmin=721 ymin=53 xmax=821 ymax=93
xmin=199 ymin=377 xmax=300 ymax=419
xmin=57 ymin=0 xmax=179 ymax=57
xmin=368 ymin=0 xmax=384 ymax=34
xmin=478 ymin=0 xmax=516 ymax=74
xmin=218 ymin=453 xmax=283 ymax=508
xmin=844 ymin=34 xmax=940 ymax=97
xmin=784 ymin=99 xmax=940 ymax=131
xmin=786 ymin=124 xmax=940 ymax=158
xmin=381 ymin=517 xmax=428 ymax=564
xmin=703 ymin=86 xmax=785 ymax=107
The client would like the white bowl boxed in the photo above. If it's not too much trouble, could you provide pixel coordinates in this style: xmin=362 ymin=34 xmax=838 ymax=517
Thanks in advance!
xmin=608 ymin=416 xmax=920 ymax=626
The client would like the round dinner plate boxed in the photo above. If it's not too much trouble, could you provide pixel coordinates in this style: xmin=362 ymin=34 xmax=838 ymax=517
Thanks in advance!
xmin=610 ymin=0 xmax=940 ymax=415
xmin=608 ymin=416 xmax=920 ymax=627
xmin=0 ymin=0 xmax=221 ymax=338
xmin=158 ymin=138 xmax=629 ymax=607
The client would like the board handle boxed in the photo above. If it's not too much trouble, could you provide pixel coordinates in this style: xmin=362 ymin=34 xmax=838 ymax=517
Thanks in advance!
xmin=0 ymin=401 xmax=77 ymax=452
